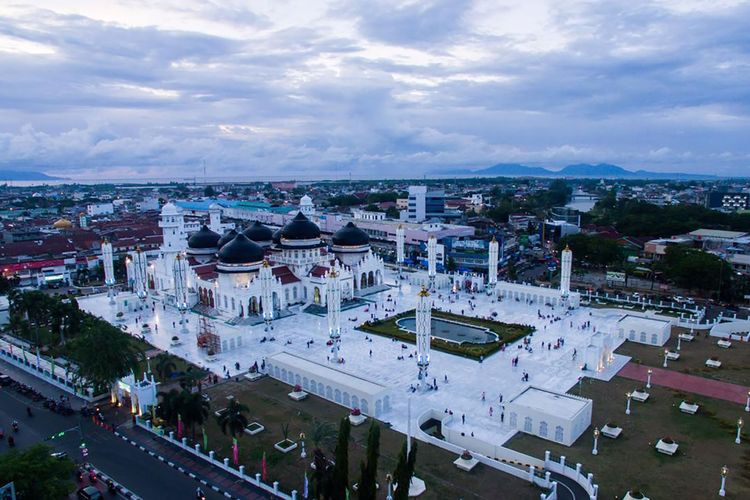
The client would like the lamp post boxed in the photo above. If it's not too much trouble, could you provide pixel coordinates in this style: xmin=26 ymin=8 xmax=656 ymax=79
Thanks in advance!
xmin=736 ymin=418 xmax=743 ymax=445
xmin=626 ymin=392 xmax=632 ymax=415
xmin=646 ymin=369 xmax=652 ymax=389
xmin=299 ymin=432 xmax=306 ymax=459
xmin=592 ymin=427 xmax=600 ymax=455
xmin=677 ymin=335 xmax=682 ymax=351
xmin=745 ymin=391 xmax=750 ymax=413
xmin=386 ymin=473 xmax=393 ymax=500
xmin=663 ymin=349 xmax=669 ymax=368
xmin=719 ymin=465 xmax=728 ymax=497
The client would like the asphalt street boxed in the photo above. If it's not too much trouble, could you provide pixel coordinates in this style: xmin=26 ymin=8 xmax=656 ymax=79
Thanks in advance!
xmin=0 ymin=360 xmax=226 ymax=500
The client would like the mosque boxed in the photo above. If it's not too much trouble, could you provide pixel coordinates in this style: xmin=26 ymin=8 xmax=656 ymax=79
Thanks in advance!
xmin=133 ymin=198 xmax=385 ymax=322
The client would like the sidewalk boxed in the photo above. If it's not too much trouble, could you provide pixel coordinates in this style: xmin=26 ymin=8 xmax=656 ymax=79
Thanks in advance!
xmin=0 ymin=357 xmax=87 ymax=410
xmin=618 ymin=362 xmax=750 ymax=404
xmin=115 ymin=423 xmax=270 ymax=499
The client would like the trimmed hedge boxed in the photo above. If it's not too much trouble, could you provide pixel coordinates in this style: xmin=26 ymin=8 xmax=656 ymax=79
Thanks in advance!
xmin=358 ymin=309 xmax=534 ymax=360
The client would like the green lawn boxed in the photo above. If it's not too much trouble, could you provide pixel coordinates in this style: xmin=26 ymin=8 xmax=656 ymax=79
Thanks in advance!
xmin=357 ymin=309 xmax=533 ymax=359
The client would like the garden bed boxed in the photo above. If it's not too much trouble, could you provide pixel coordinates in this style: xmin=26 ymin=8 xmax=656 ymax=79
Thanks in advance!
xmin=358 ymin=309 xmax=533 ymax=360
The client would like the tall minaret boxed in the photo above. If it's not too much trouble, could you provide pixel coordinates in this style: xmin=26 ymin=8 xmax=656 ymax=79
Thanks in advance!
xmin=427 ymin=235 xmax=437 ymax=289
xmin=158 ymin=202 xmax=186 ymax=254
xmin=208 ymin=204 xmax=222 ymax=234
xmin=396 ymin=225 xmax=405 ymax=277
xmin=326 ymin=264 xmax=342 ymax=363
xmin=560 ymin=244 xmax=572 ymax=302
xmin=102 ymin=238 xmax=115 ymax=304
xmin=487 ymin=236 xmax=499 ymax=291
xmin=259 ymin=260 xmax=275 ymax=331
xmin=173 ymin=253 xmax=189 ymax=333
xmin=132 ymin=247 xmax=149 ymax=301
xmin=416 ymin=286 xmax=432 ymax=388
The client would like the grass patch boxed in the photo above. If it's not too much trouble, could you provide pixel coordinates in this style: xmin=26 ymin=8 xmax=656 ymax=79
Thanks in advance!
xmin=358 ymin=309 xmax=533 ymax=360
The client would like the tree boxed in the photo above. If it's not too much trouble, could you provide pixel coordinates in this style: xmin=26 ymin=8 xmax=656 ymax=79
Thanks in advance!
xmin=506 ymin=258 xmax=518 ymax=281
xmin=385 ymin=206 xmax=400 ymax=219
xmin=0 ymin=444 xmax=76 ymax=498
xmin=69 ymin=319 xmax=144 ymax=394
xmin=659 ymin=246 xmax=733 ymax=297
xmin=154 ymin=353 xmax=178 ymax=382
xmin=179 ymin=390 xmax=210 ymax=439
xmin=331 ymin=416 xmax=351 ymax=500
xmin=445 ymin=256 xmax=457 ymax=273
xmin=217 ymin=398 xmax=249 ymax=438
xmin=392 ymin=440 xmax=418 ymax=500
xmin=204 ymin=185 xmax=216 ymax=197
xmin=156 ymin=388 xmax=183 ymax=426
xmin=309 ymin=419 xmax=337 ymax=452
xmin=357 ymin=422 xmax=380 ymax=500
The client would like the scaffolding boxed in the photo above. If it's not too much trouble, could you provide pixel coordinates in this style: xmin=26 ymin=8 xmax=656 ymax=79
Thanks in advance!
xmin=196 ymin=316 xmax=221 ymax=354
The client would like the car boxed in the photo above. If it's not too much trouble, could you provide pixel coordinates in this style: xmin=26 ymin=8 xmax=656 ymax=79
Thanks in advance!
xmin=77 ymin=486 xmax=103 ymax=500
xmin=0 ymin=374 xmax=12 ymax=386
xmin=50 ymin=451 xmax=68 ymax=459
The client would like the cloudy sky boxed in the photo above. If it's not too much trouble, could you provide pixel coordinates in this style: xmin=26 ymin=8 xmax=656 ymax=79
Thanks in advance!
xmin=0 ymin=0 xmax=749 ymax=179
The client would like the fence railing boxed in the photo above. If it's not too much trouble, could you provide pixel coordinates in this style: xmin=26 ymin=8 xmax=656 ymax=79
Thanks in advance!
xmin=135 ymin=416 xmax=296 ymax=499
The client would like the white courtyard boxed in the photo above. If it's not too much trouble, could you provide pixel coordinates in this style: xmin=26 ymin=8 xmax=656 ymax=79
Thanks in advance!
xmin=80 ymin=268 xmax=633 ymax=450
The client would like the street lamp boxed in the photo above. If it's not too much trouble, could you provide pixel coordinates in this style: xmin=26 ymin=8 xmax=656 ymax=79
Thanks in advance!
xmin=736 ymin=418 xmax=743 ymax=445
xmin=299 ymin=432 xmax=306 ymax=459
xmin=719 ymin=465 xmax=728 ymax=497
xmin=646 ymin=369 xmax=652 ymax=389
xmin=386 ymin=473 xmax=393 ymax=500
xmin=677 ymin=335 xmax=682 ymax=351
xmin=745 ymin=391 xmax=750 ymax=413
xmin=626 ymin=392 xmax=632 ymax=415
xmin=592 ymin=427 xmax=600 ymax=455
xmin=663 ymin=349 xmax=669 ymax=368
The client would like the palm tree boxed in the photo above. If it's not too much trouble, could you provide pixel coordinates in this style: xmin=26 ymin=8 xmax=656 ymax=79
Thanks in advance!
xmin=154 ymin=354 xmax=177 ymax=382
xmin=309 ymin=419 xmax=337 ymax=452
xmin=179 ymin=366 xmax=204 ymax=390
xmin=179 ymin=391 xmax=210 ymax=439
xmin=156 ymin=389 xmax=182 ymax=426
xmin=216 ymin=398 xmax=249 ymax=438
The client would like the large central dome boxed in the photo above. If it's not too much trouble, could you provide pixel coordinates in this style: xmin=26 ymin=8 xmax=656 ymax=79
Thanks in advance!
xmin=281 ymin=212 xmax=320 ymax=241
xmin=217 ymin=233 xmax=265 ymax=266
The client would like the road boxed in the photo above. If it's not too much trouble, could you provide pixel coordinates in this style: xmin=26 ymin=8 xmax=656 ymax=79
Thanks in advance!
xmin=0 ymin=360 xmax=226 ymax=500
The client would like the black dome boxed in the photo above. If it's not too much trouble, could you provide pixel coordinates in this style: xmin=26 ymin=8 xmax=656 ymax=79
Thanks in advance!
xmin=243 ymin=221 xmax=273 ymax=242
xmin=332 ymin=222 xmax=369 ymax=246
xmin=280 ymin=212 xmax=320 ymax=240
xmin=187 ymin=225 xmax=220 ymax=249
xmin=272 ymin=228 xmax=282 ymax=244
xmin=217 ymin=233 xmax=265 ymax=264
xmin=217 ymin=229 xmax=238 ymax=248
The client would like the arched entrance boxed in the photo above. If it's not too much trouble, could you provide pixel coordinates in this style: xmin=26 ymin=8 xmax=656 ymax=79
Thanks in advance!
xmin=208 ymin=290 xmax=215 ymax=308
xmin=313 ymin=287 xmax=321 ymax=304
xmin=360 ymin=273 xmax=367 ymax=289
xmin=249 ymin=296 xmax=258 ymax=314
xmin=368 ymin=271 xmax=374 ymax=287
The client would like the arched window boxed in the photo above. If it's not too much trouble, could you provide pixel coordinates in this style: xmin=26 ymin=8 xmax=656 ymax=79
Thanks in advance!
xmin=539 ymin=421 xmax=548 ymax=437
xmin=555 ymin=426 xmax=564 ymax=442
xmin=524 ymin=416 xmax=533 ymax=432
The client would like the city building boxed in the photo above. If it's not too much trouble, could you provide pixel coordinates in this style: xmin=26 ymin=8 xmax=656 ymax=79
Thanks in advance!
xmin=87 ymin=203 xmax=115 ymax=217
xmin=403 ymin=186 xmax=445 ymax=222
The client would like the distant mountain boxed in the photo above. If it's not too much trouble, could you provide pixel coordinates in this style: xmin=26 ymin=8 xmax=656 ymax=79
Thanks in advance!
xmin=438 ymin=163 xmax=716 ymax=179
xmin=0 ymin=169 xmax=67 ymax=181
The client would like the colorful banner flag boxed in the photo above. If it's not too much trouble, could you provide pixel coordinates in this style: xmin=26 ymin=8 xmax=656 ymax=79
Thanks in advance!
xmin=22 ymin=347 xmax=27 ymax=365
xmin=202 ymin=426 xmax=208 ymax=451
xmin=232 ymin=438 xmax=239 ymax=466
xmin=303 ymin=471 xmax=309 ymax=499
xmin=35 ymin=347 xmax=41 ymax=369
xmin=177 ymin=414 xmax=183 ymax=439
xmin=261 ymin=452 xmax=267 ymax=482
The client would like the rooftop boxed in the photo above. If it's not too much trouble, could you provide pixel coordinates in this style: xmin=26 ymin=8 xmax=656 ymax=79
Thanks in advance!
xmin=510 ymin=386 xmax=590 ymax=419
xmin=688 ymin=229 xmax=748 ymax=240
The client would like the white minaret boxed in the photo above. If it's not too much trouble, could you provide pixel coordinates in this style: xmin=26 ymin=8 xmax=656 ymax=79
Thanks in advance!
xmin=101 ymin=238 xmax=115 ymax=304
xmin=259 ymin=260 xmax=275 ymax=331
xmin=427 ymin=235 xmax=437 ymax=289
xmin=173 ymin=253 xmax=189 ymax=333
xmin=560 ymin=244 xmax=572 ymax=302
xmin=208 ymin=204 xmax=222 ymax=233
xmin=487 ymin=236 xmax=499 ymax=291
xmin=416 ymin=286 xmax=432 ymax=388
xmin=396 ymin=224 xmax=405 ymax=277
xmin=159 ymin=202 xmax=186 ymax=253
xmin=326 ymin=264 xmax=342 ymax=363
xmin=300 ymin=195 xmax=314 ymax=218
xmin=132 ymin=247 xmax=149 ymax=301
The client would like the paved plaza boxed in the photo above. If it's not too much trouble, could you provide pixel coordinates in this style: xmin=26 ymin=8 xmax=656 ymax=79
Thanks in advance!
xmin=80 ymin=269 xmax=631 ymax=449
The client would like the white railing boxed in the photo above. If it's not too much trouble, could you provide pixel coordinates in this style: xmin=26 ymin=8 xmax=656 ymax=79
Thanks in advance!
xmin=544 ymin=451 xmax=598 ymax=500
xmin=135 ymin=416 xmax=296 ymax=499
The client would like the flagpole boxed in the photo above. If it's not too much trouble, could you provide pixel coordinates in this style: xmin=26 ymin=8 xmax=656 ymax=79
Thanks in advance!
xmin=407 ymin=396 xmax=412 ymax=455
